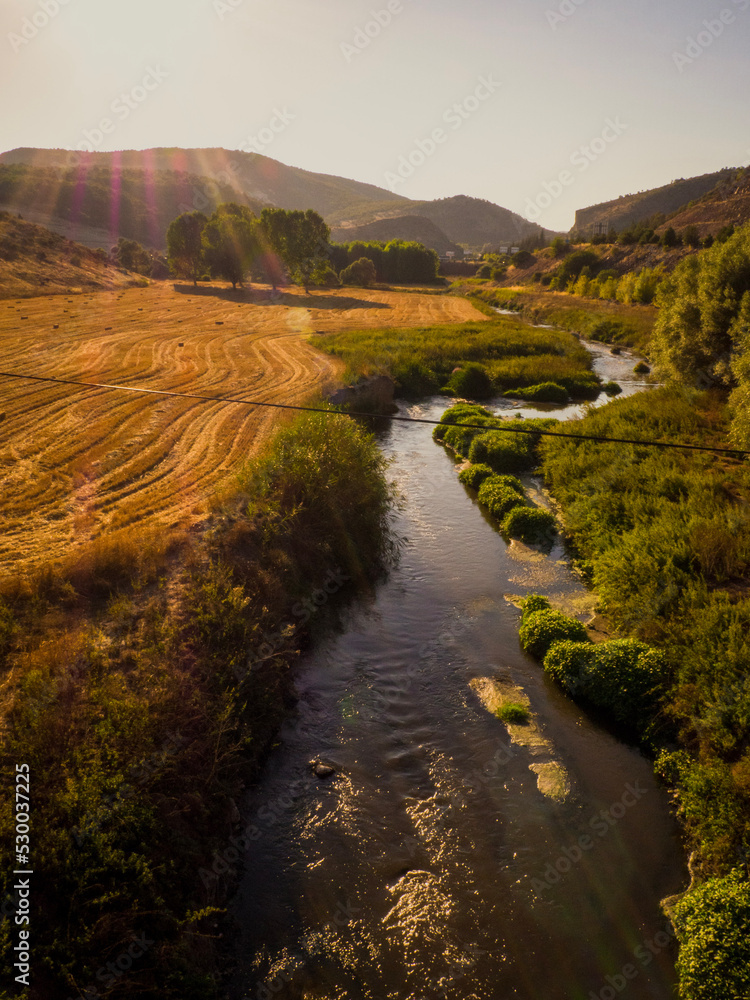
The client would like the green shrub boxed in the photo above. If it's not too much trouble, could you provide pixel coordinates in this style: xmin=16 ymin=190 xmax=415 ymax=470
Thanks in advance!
xmin=521 ymin=594 xmax=552 ymax=617
xmin=519 ymin=609 xmax=590 ymax=659
xmin=503 ymin=506 xmax=557 ymax=545
xmin=477 ymin=476 xmax=527 ymax=520
xmin=458 ymin=463 xmax=497 ymax=489
xmin=445 ymin=362 xmax=495 ymax=400
xmin=496 ymin=702 xmax=530 ymax=724
xmin=544 ymin=637 xmax=665 ymax=727
xmin=671 ymin=870 xmax=750 ymax=1000
xmin=603 ymin=381 xmax=622 ymax=395
xmin=633 ymin=361 xmax=651 ymax=374
xmin=503 ymin=382 xmax=569 ymax=403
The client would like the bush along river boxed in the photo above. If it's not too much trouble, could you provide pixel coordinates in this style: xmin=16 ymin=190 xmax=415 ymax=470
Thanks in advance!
xmin=229 ymin=344 xmax=686 ymax=1000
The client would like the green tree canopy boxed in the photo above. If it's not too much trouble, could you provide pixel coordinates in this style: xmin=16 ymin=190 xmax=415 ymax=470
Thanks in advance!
xmin=651 ymin=223 xmax=750 ymax=445
xmin=166 ymin=211 xmax=208 ymax=285
xmin=202 ymin=203 xmax=258 ymax=288
xmin=340 ymin=257 xmax=377 ymax=287
xmin=259 ymin=208 xmax=331 ymax=291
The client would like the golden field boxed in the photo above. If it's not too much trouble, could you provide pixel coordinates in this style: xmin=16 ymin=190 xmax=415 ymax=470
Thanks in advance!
xmin=0 ymin=280 xmax=483 ymax=571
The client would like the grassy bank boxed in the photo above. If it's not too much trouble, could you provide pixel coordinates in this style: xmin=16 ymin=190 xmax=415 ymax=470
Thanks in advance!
xmin=538 ymin=388 xmax=750 ymax=999
xmin=453 ymin=284 xmax=656 ymax=354
xmin=318 ymin=314 xmax=600 ymax=398
xmin=0 ymin=409 xmax=394 ymax=1000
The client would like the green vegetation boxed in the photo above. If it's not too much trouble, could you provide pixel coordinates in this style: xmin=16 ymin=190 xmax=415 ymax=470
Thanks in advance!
xmin=539 ymin=385 xmax=750 ymax=987
xmin=503 ymin=382 xmax=568 ymax=403
xmin=434 ymin=403 xmax=562 ymax=475
xmin=651 ymin=222 xmax=750 ymax=448
xmin=167 ymin=210 xmax=208 ymax=285
xmin=502 ymin=506 xmax=557 ymax=545
xmin=0 ymin=162 xmax=264 ymax=250
xmin=457 ymin=463 xmax=495 ymax=489
xmin=460 ymin=285 xmax=656 ymax=353
xmin=477 ymin=476 xmax=527 ymax=519
xmin=0 ymin=410 xmax=394 ymax=998
xmin=443 ymin=362 xmax=494 ymax=400
xmin=319 ymin=316 xmax=600 ymax=397
xmin=671 ymin=870 xmax=750 ymax=1000
xmin=496 ymin=702 xmax=530 ymax=724
xmin=518 ymin=605 xmax=589 ymax=660
xmin=329 ymin=238 xmax=440 ymax=284
xmin=340 ymin=256 xmax=377 ymax=287
xmin=544 ymin=637 xmax=665 ymax=730
xmin=202 ymin=203 xmax=259 ymax=288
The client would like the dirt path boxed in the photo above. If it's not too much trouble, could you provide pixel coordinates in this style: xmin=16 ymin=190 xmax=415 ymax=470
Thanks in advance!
xmin=0 ymin=282 xmax=484 ymax=572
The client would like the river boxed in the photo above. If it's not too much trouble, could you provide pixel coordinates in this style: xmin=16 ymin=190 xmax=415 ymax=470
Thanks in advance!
xmin=229 ymin=342 xmax=686 ymax=1000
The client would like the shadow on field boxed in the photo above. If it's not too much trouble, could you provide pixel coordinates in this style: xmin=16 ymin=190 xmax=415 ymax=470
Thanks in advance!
xmin=172 ymin=283 xmax=392 ymax=311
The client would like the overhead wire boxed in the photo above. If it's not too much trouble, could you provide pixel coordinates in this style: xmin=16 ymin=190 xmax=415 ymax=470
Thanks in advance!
xmin=0 ymin=369 xmax=747 ymax=458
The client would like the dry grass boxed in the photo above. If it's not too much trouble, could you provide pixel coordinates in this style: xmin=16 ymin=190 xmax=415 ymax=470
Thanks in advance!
xmin=0 ymin=281 xmax=482 ymax=572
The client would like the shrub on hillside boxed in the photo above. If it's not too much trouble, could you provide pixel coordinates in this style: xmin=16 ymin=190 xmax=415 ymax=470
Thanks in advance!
xmin=519 ymin=608 xmax=590 ymax=659
xmin=503 ymin=506 xmax=557 ymax=545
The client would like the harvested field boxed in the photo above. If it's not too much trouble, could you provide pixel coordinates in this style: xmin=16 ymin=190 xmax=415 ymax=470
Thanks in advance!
xmin=0 ymin=281 xmax=483 ymax=571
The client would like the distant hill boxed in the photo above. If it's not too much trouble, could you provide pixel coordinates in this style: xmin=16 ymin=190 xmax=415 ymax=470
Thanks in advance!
xmin=0 ymin=159 xmax=266 ymax=251
xmin=574 ymin=167 xmax=738 ymax=234
xmin=405 ymin=195 xmax=545 ymax=249
xmin=331 ymin=215 xmax=463 ymax=256
xmin=0 ymin=147 xmax=545 ymax=253
xmin=656 ymin=166 xmax=750 ymax=237
xmin=0 ymin=211 xmax=139 ymax=298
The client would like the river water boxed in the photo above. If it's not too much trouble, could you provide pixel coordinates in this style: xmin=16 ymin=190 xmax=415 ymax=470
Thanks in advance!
xmin=230 ymin=344 xmax=685 ymax=1000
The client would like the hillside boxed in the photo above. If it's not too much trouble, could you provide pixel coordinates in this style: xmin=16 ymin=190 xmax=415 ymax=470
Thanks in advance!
xmin=574 ymin=167 xmax=737 ymax=234
xmin=0 ymin=211 xmax=141 ymax=297
xmin=331 ymin=215 xmax=463 ymax=255
xmin=0 ymin=147 xmax=543 ymax=254
xmin=0 ymin=159 xmax=266 ymax=251
xmin=656 ymin=166 xmax=750 ymax=237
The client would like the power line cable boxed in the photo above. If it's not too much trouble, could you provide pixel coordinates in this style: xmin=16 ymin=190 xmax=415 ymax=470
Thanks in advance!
xmin=0 ymin=369 xmax=747 ymax=458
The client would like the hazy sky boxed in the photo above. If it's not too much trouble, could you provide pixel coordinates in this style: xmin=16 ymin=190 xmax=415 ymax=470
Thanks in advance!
xmin=2 ymin=0 xmax=749 ymax=229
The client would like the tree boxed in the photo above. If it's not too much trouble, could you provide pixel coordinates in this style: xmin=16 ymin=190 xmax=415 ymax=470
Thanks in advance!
xmin=340 ymin=257 xmax=377 ymax=287
xmin=259 ymin=208 xmax=331 ymax=292
xmin=662 ymin=227 xmax=680 ymax=248
xmin=202 ymin=203 xmax=258 ymax=288
xmin=651 ymin=223 xmax=750 ymax=416
xmin=683 ymin=225 xmax=702 ymax=248
xmin=166 ymin=211 xmax=207 ymax=286
xmin=113 ymin=237 xmax=151 ymax=274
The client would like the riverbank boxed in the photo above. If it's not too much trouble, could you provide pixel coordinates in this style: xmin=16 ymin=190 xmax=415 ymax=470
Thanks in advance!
xmin=438 ymin=378 xmax=750 ymax=998
xmin=0 ymin=409 xmax=395 ymax=999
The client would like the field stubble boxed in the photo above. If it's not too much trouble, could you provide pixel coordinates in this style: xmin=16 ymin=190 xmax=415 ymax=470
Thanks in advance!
xmin=0 ymin=282 xmax=483 ymax=571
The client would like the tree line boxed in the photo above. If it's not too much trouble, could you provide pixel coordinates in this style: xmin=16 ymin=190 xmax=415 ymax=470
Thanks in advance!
xmin=166 ymin=204 xmax=440 ymax=290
